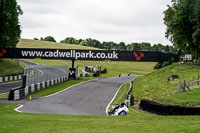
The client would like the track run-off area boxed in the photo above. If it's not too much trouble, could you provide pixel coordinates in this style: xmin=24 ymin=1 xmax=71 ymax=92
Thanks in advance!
xmin=16 ymin=75 xmax=139 ymax=115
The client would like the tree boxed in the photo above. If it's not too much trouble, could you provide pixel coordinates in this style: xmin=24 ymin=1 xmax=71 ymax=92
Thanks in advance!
xmin=0 ymin=0 xmax=23 ymax=48
xmin=164 ymin=0 xmax=200 ymax=59
xmin=44 ymin=36 xmax=56 ymax=42
xmin=140 ymin=42 xmax=151 ymax=51
xmin=118 ymin=42 xmax=126 ymax=50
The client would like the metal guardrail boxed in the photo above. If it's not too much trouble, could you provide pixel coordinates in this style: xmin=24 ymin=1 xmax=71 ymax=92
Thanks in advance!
xmin=24 ymin=65 xmax=69 ymax=86
xmin=8 ymin=65 xmax=69 ymax=100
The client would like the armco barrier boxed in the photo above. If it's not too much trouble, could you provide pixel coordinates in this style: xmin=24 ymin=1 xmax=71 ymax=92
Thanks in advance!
xmin=0 ymin=75 xmax=22 ymax=83
xmin=8 ymin=76 xmax=68 ymax=100
xmin=139 ymin=99 xmax=200 ymax=115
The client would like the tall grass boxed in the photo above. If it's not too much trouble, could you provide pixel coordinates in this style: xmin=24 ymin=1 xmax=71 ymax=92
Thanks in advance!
xmin=0 ymin=59 xmax=25 ymax=77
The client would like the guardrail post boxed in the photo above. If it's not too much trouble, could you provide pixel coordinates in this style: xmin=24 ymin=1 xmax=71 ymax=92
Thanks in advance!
xmin=22 ymin=75 xmax=27 ymax=88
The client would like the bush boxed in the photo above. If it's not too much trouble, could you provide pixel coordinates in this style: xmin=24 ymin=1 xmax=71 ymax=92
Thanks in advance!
xmin=154 ymin=61 xmax=172 ymax=69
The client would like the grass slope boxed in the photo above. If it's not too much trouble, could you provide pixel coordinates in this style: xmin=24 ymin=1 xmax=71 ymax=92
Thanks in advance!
xmin=133 ymin=63 xmax=200 ymax=106
xmin=17 ymin=39 xmax=100 ymax=50
xmin=0 ymin=59 xmax=25 ymax=77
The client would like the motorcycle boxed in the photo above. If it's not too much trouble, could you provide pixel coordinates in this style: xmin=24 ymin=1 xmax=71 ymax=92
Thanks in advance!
xmin=108 ymin=103 xmax=129 ymax=116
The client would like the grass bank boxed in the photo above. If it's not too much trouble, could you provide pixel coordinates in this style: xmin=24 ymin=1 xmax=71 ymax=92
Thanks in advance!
xmin=133 ymin=63 xmax=200 ymax=106
xmin=0 ymin=59 xmax=25 ymax=77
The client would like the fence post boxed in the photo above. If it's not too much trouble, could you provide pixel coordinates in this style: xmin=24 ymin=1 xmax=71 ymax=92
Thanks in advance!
xmin=198 ymin=74 xmax=200 ymax=85
xmin=183 ymin=80 xmax=186 ymax=91
xmin=177 ymin=80 xmax=182 ymax=93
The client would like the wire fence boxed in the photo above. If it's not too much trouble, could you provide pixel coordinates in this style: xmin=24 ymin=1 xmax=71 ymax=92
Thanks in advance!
xmin=24 ymin=65 xmax=69 ymax=86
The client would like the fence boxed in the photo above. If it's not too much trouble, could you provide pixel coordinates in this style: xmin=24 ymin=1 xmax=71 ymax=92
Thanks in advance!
xmin=8 ymin=65 xmax=69 ymax=100
xmin=24 ymin=65 xmax=69 ymax=86
xmin=177 ymin=74 xmax=200 ymax=92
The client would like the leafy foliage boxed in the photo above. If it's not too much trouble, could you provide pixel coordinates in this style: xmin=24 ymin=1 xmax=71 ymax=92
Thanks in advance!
xmin=44 ymin=36 xmax=56 ymax=42
xmin=0 ymin=0 xmax=22 ymax=48
xmin=164 ymin=0 xmax=200 ymax=58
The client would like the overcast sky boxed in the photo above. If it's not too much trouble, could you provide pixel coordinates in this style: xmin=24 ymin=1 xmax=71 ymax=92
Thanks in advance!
xmin=17 ymin=0 xmax=172 ymax=45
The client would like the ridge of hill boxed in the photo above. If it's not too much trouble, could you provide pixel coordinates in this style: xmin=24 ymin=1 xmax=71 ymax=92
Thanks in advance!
xmin=17 ymin=39 xmax=101 ymax=50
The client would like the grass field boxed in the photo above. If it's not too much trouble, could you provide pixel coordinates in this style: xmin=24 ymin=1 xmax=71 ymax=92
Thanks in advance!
xmin=0 ymin=104 xmax=200 ymax=133
xmin=0 ymin=59 xmax=25 ymax=77
xmin=25 ymin=59 xmax=156 ymax=78
xmin=17 ymin=39 xmax=100 ymax=50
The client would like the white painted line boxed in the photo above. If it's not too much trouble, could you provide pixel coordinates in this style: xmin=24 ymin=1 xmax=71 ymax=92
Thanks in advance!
xmin=15 ymin=105 xmax=24 ymax=113
xmin=105 ymin=83 xmax=125 ymax=115
xmin=45 ymin=79 xmax=97 ymax=98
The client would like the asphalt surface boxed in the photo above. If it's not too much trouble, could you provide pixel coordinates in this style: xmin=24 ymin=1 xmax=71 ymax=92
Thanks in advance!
xmin=0 ymin=60 xmax=37 ymax=94
xmin=0 ymin=60 xmax=67 ymax=94
xmin=16 ymin=75 xmax=139 ymax=115
xmin=0 ymin=81 xmax=22 ymax=94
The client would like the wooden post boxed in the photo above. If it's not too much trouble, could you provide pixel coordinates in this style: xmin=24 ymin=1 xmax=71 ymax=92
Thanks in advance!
xmin=198 ymin=74 xmax=200 ymax=85
xmin=183 ymin=80 xmax=186 ymax=91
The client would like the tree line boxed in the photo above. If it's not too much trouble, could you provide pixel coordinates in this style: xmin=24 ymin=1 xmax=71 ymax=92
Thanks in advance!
xmin=35 ymin=36 xmax=178 ymax=53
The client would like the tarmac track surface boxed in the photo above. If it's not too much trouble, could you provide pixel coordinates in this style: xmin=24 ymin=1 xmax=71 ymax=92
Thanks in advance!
xmin=0 ymin=60 xmax=66 ymax=94
xmin=18 ymin=75 xmax=139 ymax=115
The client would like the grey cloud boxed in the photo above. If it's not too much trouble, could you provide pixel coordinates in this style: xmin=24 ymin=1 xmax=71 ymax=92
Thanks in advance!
xmin=17 ymin=0 xmax=172 ymax=45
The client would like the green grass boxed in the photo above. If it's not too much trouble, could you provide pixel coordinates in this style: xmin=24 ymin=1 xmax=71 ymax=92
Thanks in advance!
xmin=0 ymin=104 xmax=200 ymax=133
xmin=158 ymin=88 xmax=200 ymax=107
xmin=24 ymin=59 xmax=156 ymax=78
xmin=32 ymin=77 xmax=92 ymax=97
xmin=0 ymin=93 xmax=8 ymax=98
xmin=109 ymin=82 xmax=130 ymax=110
xmin=0 ymin=59 xmax=25 ymax=77
xmin=17 ymin=39 xmax=100 ymax=50
xmin=1 ymin=39 xmax=200 ymax=132
xmin=132 ymin=63 xmax=200 ymax=106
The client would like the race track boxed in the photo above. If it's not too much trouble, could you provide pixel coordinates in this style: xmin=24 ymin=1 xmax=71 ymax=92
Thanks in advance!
xmin=18 ymin=75 xmax=139 ymax=115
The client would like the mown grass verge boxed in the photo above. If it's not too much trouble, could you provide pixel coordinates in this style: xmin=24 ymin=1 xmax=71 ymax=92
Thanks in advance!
xmin=32 ymin=77 xmax=92 ymax=97
xmin=108 ymin=82 xmax=130 ymax=110
xmin=0 ymin=93 xmax=8 ymax=98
